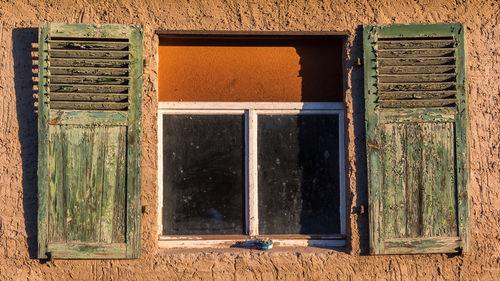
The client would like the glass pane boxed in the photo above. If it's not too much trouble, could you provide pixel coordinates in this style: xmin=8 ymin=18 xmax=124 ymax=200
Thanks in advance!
xmin=162 ymin=114 xmax=245 ymax=235
xmin=258 ymin=114 xmax=340 ymax=235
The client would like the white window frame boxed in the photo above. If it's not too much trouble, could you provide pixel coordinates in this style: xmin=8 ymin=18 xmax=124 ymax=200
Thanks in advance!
xmin=158 ymin=102 xmax=346 ymax=248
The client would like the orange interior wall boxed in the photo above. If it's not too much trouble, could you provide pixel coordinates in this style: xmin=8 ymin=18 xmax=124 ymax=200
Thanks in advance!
xmin=158 ymin=39 xmax=343 ymax=102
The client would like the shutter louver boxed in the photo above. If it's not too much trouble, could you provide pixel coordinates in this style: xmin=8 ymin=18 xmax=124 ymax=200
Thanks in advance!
xmin=38 ymin=23 xmax=143 ymax=259
xmin=376 ymin=36 xmax=457 ymax=108
xmin=48 ymin=37 xmax=131 ymax=110
xmin=364 ymin=23 xmax=470 ymax=255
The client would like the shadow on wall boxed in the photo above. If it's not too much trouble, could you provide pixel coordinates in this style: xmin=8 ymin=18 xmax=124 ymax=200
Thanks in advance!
xmin=13 ymin=27 xmax=39 ymax=259
xmin=348 ymin=25 xmax=369 ymax=254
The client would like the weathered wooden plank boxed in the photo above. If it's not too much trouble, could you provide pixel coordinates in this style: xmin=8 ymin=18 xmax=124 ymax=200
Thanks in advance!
xmin=112 ymin=128 xmax=127 ymax=243
xmin=47 ymin=243 xmax=127 ymax=259
xmin=379 ymin=91 xmax=456 ymax=100
xmin=375 ymin=23 xmax=456 ymax=38
xmin=378 ymin=74 xmax=455 ymax=83
xmin=382 ymin=124 xmax=407 ymax=238
xmin=38 ymin=22 xmax=50 ymax=259
xmin=48 ymin=22 xmax=133 ymax=39
xmin=378 ymin=57 xmax=455 ymax=66
xmin=50 ymin=58 xmax=129 ymax=68
xmin=421 ymin=123 xmax=457 ymax=237
xmin=384 ymin=237 xmax=461 ymax=254
xmin=61 ymin=127 xmax=89 ymax=242
xmin=49 ymin=110 xmax=128 ymax=126
xmin=49 ymin=76 xmax=129 ymax=85
xmin=85 ymin=127 xmax=107 ymax=243
xmin=364 ymin=24 xmax=384 ymax=254
xmin=50 ymin=101 xmax=129 ymax=110
xmin=442 ymin=123 xmax=458 ymax=236
xmin=48 ymin=125 xmax=66 ymax=243
xmin=379 ymin=99 xmax=456 ymax=108
xmin=405 ymin=123 xmax=423 ymax=237
xmin=378 ymin=65 xmax=455 ymax=74
xmin=49 ymin=67 xmax=128 ymax=76
xmin=49 ymin=40 xmax=129 ymax=50
xmin=50 ymin=84 xmax=129 ymax=93
xmin=377 ymin=39 xmax=454 ymax=49
xmin=379 ymin=82 xmax=456 ymax=91
xmin=377 ymin=48 xmax=454 ymax=58
xmin=50 ymin=93 xmax=128 ymax=102
xmin=100 ymin=127 xmax=121 ymax=243
xmin=49 ymin=49 xmax=129 ymax=59
xmin=379 ymin=107 xmax=456 ymax=123
xmin=453 ymin=23 xmax=470 ymax=252
xmin=126 ymin=24 xmax=143 ymax=258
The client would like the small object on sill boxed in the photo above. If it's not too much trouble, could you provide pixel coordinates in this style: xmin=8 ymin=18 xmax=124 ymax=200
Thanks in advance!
xmin=257 ymin=238 xmax=273 ymax=251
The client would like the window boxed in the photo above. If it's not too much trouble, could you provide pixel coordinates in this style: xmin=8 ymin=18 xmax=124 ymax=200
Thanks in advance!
xmin=364 ymin=23 xmax=470 ymax=254
xmin=157 ymin=32 xmax=346 ymax=247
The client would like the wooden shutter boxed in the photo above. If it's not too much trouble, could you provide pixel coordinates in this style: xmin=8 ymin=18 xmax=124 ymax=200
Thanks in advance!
xmin=37 ymin=23 xmax=143 ymax=259
xmin=364 ymin=23 xmax=469 ymax=254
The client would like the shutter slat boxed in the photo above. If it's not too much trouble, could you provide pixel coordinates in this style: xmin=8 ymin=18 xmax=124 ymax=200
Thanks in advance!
xmin=378 ymin=57 xmax=455 ymax=66
xmin=50 ymin=84 xmax=129 ymax=93
xmin=379 ymin=82 xmax=456 ymax=91
xmin=377 ymin=39 xmax=454 ymax=49
xmin=50 ymin=101 xmax=129 ymax=110
xmin=50 ymin=58 xmax=129 ymax=68
xmin=379 ymin=99 xmax=457 ymax=108
xmin=49 ymin=67 xmax=129 ymax=76
xmin=379 ymin=74 xmax=455 ymax=83
xmin=49 ymin=75 xmax=129 ymax=85
xmin=50 ymin=93 xmax=129 ymax=102
xmin=378 ymin=65 xmax=455 ymax=74
xmin=377 ymin=48 xmax=454 ymax=58
xmin=49 ymin=49 xmax=129 ymax=59
xmin=379 ymin=90 xmax=456 ymax=100
xmin=49 ymin=40 xmax=129 ymax=50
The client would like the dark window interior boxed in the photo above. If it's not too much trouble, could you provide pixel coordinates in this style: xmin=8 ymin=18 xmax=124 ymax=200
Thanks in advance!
xmin=162 ymin=115 xmax=245 ymax=235
xmin=257 ymin=114 xmax=340 ymax=234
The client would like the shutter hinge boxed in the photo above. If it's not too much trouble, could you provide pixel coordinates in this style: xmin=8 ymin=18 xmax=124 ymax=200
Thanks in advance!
xmin=353 ymin=204 xmax=366 ymax=215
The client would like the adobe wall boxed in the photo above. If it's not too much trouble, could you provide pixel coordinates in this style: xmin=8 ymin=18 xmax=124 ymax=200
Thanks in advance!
xmin=0 ymin=0 xmax=498 ymax=280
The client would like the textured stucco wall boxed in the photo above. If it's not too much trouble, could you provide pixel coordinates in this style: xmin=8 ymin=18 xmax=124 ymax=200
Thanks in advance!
xmin=0 ymin=0 xmax=499 ymax=280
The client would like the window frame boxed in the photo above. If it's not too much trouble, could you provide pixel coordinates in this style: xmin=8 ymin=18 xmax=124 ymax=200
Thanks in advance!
xmin=158 ymin=102 xmax=345 ymax=248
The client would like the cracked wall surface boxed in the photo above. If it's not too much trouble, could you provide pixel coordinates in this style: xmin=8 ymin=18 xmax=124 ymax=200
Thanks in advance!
xmin=0 ymin=0 xmax=499 ymax=280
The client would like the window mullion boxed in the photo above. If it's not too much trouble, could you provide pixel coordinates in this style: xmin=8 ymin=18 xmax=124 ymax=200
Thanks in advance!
xmin=248 ymin=109 xmax=259 ymax=236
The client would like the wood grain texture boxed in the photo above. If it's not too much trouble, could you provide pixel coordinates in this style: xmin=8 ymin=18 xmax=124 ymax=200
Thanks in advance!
xmin=37 ymin=22 xmax=50 ymax=259
xmin=125 ymin=24 xmax=143 ymax=258
xmin=49 ymin=40 xmax=129 ymax=50
xmin=50 ymin=58 xmax=130 ymax=68
xmin=49 ymin=49 xmax=129 ymax=59
xmin=384 ymin=237 xmax=461 ymax=254
xmin=47 ymin=243 xmax=127 ymax=259
xmin=38 ymin=22 xmax=143 ymax=259
xmin=365 ymin=23 xmax=469 ymax=255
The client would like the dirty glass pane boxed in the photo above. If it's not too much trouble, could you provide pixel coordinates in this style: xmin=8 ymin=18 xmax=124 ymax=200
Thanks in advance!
xmin=257 ymin=114 xmax=340 ymax=234
xmin=162 ymin=114 xmax=245 ymax=235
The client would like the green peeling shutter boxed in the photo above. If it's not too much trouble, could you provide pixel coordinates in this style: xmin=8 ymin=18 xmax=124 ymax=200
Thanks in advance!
xmin=364 ymin=23 xmax=469 ymax=254
xmin=37 ymin=23 xmax=143 ymax=259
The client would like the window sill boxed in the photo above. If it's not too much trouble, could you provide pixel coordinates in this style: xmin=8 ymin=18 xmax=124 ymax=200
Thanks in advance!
xmin=158 ymin=235 xmax=345 ymax=249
